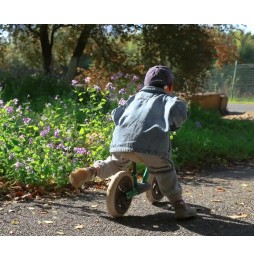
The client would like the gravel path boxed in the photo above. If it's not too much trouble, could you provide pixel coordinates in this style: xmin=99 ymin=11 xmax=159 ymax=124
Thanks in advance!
xmin=1 ymin=163 xmax=253 ymax=236
xmin=227 ymin=103 xmax=254 ymax=113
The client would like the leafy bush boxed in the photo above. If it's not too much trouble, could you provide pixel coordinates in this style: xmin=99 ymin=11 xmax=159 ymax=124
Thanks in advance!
xmin=0 ymin=71 xmax=142 ymax=187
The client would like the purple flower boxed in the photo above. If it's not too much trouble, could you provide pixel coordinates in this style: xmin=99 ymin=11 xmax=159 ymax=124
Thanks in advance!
xmin=13 ymin=98 xmax=18 ymax=105
xmin=85 ymin=77 xmax=91 ymax=83
xmin=40 ymin=126 xmax=50 ymax=137
xmin=94 ymin=85 xmax=101 ymax=92
xmin=119 ymin=88 xmax=126 ymax=95
xmin=56 ymin=143 xmax=65 ymax=150
xmin=72 ymin=80 xmax=78 ymax=86
xmin=14 ymin=162 xmax=23 ymax=170
xmin=118 ymin=98 xmax=126 ymax=106
xmin=132 ymin=75 xmax=139 ymax=81
xmin=29 ymin=138 xmax=33 ymax=144
xmin=5 ymin=106 xmax=14 ymax=114
xmin=73 ymin=147 xmax=87 ymax=155
xmin=54 ymin=128 xmax=61 ymax=137
xmin=47 ymin=143 xmax=54 ymax=149
xmin=19 ymin=134 xmax=25 ymax=140
xmin=16 ymin=105 xmax=22 ymax=112
xmin=106 ymin=82 xmax=116 ymax=91
xmin=23 ymin=117 xmax=31 ymax=125
xmin=106 ymin=82 xmax=113 ymax=89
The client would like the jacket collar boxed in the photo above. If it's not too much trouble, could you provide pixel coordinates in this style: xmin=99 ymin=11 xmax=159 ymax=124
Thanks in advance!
xmin=140 ymin=86 xmax=167 ymax=94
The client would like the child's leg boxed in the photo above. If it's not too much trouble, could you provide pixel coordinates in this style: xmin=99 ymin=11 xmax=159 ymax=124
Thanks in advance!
xmin=139 ymin=153 xmax=183 ymax=202
xmin=69 ymin=153 xmax=131 ymax=188
xmin=137 ymin=153 xmax=197 ymax=219
xmin=94 ymin=153 xmax=132 ymax=179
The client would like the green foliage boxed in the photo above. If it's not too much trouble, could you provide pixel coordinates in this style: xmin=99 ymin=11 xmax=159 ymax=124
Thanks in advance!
xmin=0 ymin=88 xmax=114 ymax=187
xmin=238 ymin=32 xmax=254 ymax=63
xmin=172 ymin=105 xmax=254 ymax=169
xmin=0 ymin=72 xmax=142 ymax=187
xmin=0 ymin=69 xmax=71 ymax=108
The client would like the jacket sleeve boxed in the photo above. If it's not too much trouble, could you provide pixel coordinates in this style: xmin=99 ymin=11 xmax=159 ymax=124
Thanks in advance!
xmin=111 ymin=95 xmax=135 ymax=125
xmin=169 ymin=98 xmax=188 ymax=131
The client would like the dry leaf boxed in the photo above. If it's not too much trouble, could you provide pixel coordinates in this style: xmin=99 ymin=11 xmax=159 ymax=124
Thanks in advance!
xmin=216 ymin=187 xmax=225 ymax=192
xmin=229 ymin=213 xmax=248 ymax=219
xmin=74 ymin=224 xmax=85 ymax=229
xmin=15 ymin=191 xmax=24 ymax=197
xmin=43 ymin=220 xmax=54 ymax=224
xmin=21 ymin=193 xmax=33 ymax=200
xmin=56 ymin=231 xmax=65 ymax=235
xmin=11 ymin=219 xmax=20 ymax=225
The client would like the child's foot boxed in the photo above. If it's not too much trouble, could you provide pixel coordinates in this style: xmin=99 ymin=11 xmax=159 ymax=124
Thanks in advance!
xmin=69 ymin=167 xmax=97 ymax=188
xmin=173 ymin=200 xmax=197 ymax=220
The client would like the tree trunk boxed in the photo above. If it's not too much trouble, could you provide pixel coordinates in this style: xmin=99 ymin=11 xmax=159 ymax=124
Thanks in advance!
xmin=39 ymin=25 xmax=52 ymax=74
xmin=64 ymin=25 xmax=95 ymax=84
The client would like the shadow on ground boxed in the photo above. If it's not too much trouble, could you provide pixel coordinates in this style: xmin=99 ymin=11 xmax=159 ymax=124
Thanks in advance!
xmin=102 ymin=202 xmax=254 ymax=236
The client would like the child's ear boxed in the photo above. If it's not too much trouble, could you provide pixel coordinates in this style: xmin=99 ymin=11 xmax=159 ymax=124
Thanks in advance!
xmin=164 ymin=84 xmax=173 ymax=92
xmin=168 ymin=84 xmax=173 ymax=92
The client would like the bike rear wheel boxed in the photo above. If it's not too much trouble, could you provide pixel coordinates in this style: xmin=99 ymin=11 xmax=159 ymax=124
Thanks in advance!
xmin=145 ymin=174 xmax=164 ymax=203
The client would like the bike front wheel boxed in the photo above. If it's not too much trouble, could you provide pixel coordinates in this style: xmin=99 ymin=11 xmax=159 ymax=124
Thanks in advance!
xmin=106 ymin=171 xmax=134 ymax=218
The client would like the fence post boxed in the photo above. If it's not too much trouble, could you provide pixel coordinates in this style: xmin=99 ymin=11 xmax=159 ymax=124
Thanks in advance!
xmin=231 ymin=60 xmax=237 ymax=100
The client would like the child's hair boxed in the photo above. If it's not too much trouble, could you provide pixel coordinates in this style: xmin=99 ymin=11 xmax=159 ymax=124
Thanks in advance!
xmin=144 ymin=65 xmax=174 ymax=88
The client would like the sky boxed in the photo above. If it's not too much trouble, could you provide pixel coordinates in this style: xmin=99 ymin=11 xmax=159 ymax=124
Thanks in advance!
xmin=242 ymin=24 xmax=254 ymax=34
xmin=1 ymin=1 xmax=254 ymax=26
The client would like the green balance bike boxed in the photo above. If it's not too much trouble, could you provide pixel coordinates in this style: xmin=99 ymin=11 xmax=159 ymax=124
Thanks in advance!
xmin=106 ymin=162 xmax=164 ymax=218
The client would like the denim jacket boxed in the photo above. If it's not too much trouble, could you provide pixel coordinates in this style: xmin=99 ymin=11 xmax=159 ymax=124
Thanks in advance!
xmin=110 ymin=86 xmax=187 ymax=158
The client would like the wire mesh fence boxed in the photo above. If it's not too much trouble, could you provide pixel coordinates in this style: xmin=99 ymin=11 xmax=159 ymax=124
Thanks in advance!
xmin=205 ymin=63 xmax=254 ymax=100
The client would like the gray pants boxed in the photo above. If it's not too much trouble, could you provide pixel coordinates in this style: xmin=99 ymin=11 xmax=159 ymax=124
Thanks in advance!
xmin=94 ymin=152 xmax=183 ymax=203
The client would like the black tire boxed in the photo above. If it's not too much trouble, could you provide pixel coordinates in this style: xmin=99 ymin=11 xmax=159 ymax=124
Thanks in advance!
xmin=145 ymin=174 xmax=164 ymax=203
xmin=106 ymin=171 xmax=134 ymax=218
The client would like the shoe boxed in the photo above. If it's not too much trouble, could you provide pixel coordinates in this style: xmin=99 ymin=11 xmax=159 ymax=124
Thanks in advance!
xmin=69 ymin=167 xmax=96 ymax=188
xmin=173 ymin=201 xmax=197 ymax=220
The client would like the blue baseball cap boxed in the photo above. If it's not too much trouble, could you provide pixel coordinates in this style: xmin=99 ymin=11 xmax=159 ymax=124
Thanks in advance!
xmin=144 ymin=65 xmax=174 ymax=87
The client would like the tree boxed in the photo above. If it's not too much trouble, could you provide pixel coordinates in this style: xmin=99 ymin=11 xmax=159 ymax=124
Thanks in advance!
xmin=238 ymin=32 xmax=254 ymax=63
xmin=139 ymin=24 xmax=239 ymax=92
xmin=0 ymin=24 xmax=240 ymax=92
xmin=0 ymin=24 xmax=137 ymax=83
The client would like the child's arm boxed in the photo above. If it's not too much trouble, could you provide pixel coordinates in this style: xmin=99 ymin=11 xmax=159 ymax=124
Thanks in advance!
xmin=170 ymin=98 xmax=188 ymax=131
xmin=111 ymin=95 xmax=135 ymax=125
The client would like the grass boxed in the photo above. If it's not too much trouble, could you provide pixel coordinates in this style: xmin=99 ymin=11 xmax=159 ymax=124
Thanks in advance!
xmin=173 ymin=106 xmax=254 ymax=169
xmin=228 ymin=98 xmax=254 ymax=104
